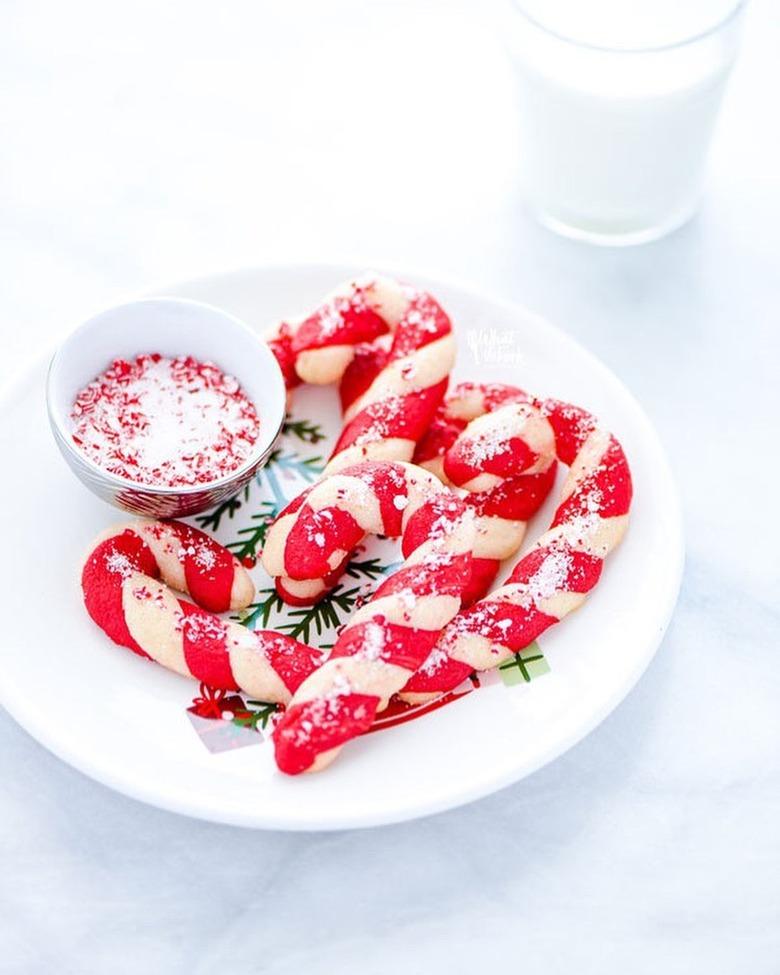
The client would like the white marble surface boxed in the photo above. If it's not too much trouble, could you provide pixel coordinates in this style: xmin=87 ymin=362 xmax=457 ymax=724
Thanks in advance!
xmin=1 ymin=1 xmax=779 ymax=971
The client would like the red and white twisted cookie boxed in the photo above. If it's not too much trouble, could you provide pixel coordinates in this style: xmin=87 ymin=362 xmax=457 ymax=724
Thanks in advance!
xmin=414 ymin=382 xmax=559 ymax=604
xmin=81 ymin=520 xmax=323 ymax=703
xmin=261 ymin=460 xmax=450 ymax=605
xmin=267 ymin=275 xmax=456 ymax=472
xmin=273 ymin=491 xmax=476 ymax=774
xmin=400 ymin=397 xmax=633 ymax=700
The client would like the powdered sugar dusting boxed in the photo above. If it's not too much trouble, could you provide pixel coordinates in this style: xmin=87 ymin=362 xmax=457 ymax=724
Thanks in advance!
xmin=193 ymin=545 xmax=217 ymax=571
xmin=460 ymin=405 xmax=532 ymax=468
xmin=557 ymin=484 xmax=605 ymax=550
xmin=353 ymin=394 xmax=405 ymax=446
xmin=282 ymin=670 xmax=374 ymax=749
xmin=527 ymin=549 xmax=573 ymax=603
xmin=418 ymin=644 xmax=450 ymax=676
xmin=354 ymin=620 xmax=390 ymax=662
xmin=105 ymin=551 xmax=135 ymax=579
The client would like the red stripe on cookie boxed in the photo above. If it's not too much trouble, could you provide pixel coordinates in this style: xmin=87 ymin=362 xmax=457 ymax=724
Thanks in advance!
xmin=451 ymin=598 xmax=559 ymax=651
xmin=400 ymin=495 xmax=470 ymax=561
xmin=81 ymin=531 xmax=158 ymax=658
xmin=333 ymin=461 xmax=410 ymax=538
xmin=374 ymin=553 xmax=472 ymax=602
xmin=542 ymin=399 xmax=598 ymax=465
xmin=444 ymin=435 xmax=540 ymax=486
xmin=339 ymin=340 xmax=391 ymax=414
xmin=331 ymin=381 xmax=449 ymax=460
xmin=552 ymin=439 xmax=632 ymax=528
xmin=389 ymin=292 xmax=451 ymax=357
xmin=166 ymin=522 xmax=236 ymax=612
xmin=402 ymin=655 xmax=473 ymax=694
xmin=466 ymin=465 xmax=558 ymax=520
xmin=283 ymin=504 xmax=363 ymax=581
xmin=268 ymin=324 xmax=302 ymax=390
xmin=330 ymin=619 xmax=441 ymax=672
xmin=179 ymin=601 xmax=238 ymax=690
xmin=461 ymin=557 xmax=501 ymax=606
xmin=255 ymin=632 xmax=325 ymax=695
xmin=509 ymin=544 xmax=603 ymax=594
xmin=412 ymin=411 xmax=466 ymax=466
xmin=292 ymin=301 xmax=388 ymax=354
xmin=274 ymin=693 xmax=379 ymax=775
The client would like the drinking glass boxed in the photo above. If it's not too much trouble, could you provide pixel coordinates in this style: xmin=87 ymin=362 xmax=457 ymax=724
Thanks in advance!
xmin=505 ymin=0 xmax=747 ymax=245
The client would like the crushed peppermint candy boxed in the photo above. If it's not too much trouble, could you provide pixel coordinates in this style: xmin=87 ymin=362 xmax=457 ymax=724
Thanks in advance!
xmin=131 ymin=584 xmax=167 ymax=609
xmin=70 ymin=353 xmax=260 ymax=487
xmin=181 ymin=611 xmax=226 ymax=643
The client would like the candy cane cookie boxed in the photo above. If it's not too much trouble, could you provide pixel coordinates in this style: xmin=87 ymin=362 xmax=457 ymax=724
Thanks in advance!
xmin=264 ymin=383 xmax=558 ymax=608
xmin=81 ymin=520 xmax=323 ymax=703
xmin=267 ymin=275 xmax=456 ymax=473
xmin=273 ymin=493 xmax=476 ymax=774
xmin=414 ymin=382 xmax=559 ymax=604
xmin=261 ymin=460 xmax=453 ymax=605
xmin=400 ymin=398 xmax=633 ymax=701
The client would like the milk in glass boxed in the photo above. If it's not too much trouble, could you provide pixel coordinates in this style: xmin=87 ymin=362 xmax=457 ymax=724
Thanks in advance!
xmin=506 ymin=0 xmax=745 ymax=244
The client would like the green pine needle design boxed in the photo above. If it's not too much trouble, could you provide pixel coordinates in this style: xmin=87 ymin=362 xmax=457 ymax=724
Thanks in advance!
xmin=225 ymin=500 xmax=282 ymax=561
xmin=239 ymin=584 xmax=361 ymax=643
xmin=282 ymin=417 xmax=327 ymax=445
xmin=281 ymin=585 xmax=362 ymax=644
xmin=238 ymin=557 xmax=398 ymax=639
xmin=232 ymin=700 xmax=278 ymax=731
xmin=238 ymin=587 xmax=286 ymax=630
xmin=195 ymin=482 xmax=251 ymax=534
xmin=266 ymin=450 xmax=324 ymax=481
xmin=344 ymin=558 xmax=399 ymax=582
xmin=498 ymin=648 xmax=546 ymax=683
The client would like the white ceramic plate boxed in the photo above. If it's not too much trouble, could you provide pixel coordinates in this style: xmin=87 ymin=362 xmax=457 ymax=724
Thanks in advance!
xmin=0 ymin=264 xmax=683 ymax=830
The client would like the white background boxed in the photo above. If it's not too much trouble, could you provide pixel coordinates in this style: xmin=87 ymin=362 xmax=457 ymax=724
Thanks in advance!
xmin=1 ymin=1 xmax=779 ymax=972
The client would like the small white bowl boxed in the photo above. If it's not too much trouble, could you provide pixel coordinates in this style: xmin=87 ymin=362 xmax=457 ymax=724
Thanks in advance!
xmin=46 ymin=297 xmax=286 ymax=518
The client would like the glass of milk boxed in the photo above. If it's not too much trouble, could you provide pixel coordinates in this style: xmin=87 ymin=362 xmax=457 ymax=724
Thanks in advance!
xmin=505 ymin=0 xmax=746 ymax=245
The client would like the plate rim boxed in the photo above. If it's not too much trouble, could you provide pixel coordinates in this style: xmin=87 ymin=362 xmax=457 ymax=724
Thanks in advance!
xmin=0 ymin=262 xmax=685 ymax=830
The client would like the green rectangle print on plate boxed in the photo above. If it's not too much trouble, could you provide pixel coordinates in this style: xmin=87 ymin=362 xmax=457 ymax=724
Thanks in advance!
xmin=498 ymin=642 xmax=550 ymax=687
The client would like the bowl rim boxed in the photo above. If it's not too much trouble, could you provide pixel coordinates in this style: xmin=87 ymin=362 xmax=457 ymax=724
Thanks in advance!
xmin=45 ymin=295 xmax=287 ymax=497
